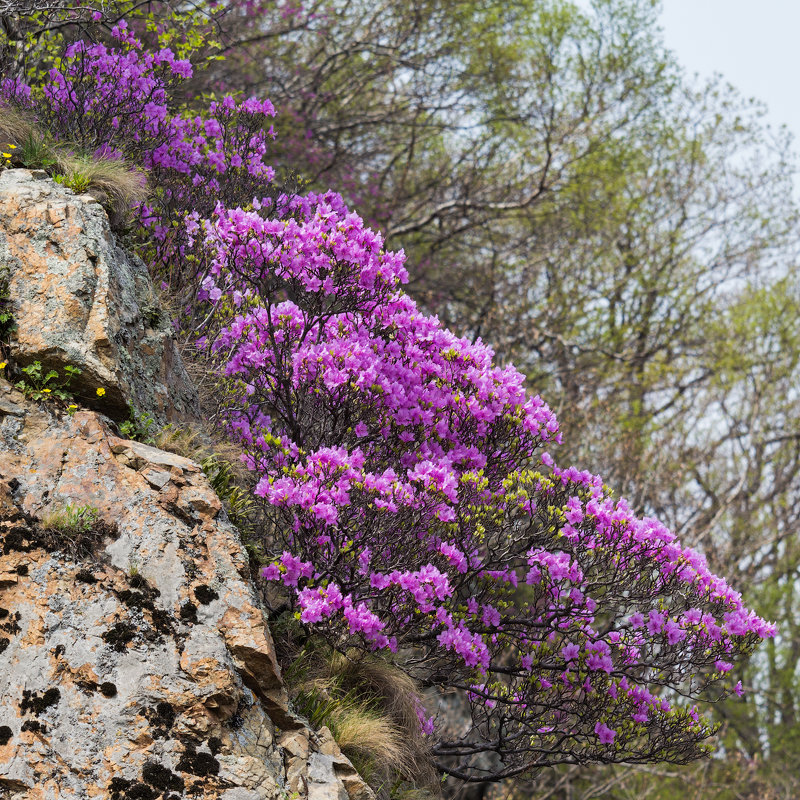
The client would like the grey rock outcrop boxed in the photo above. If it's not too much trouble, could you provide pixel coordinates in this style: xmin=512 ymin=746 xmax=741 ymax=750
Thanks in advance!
xmin=0 ymin=172 xmax=373 ymax=800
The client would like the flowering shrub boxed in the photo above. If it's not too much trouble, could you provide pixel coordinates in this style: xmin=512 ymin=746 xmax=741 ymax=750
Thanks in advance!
xmin=202 ymin=197 xmax=775 ymax=779
xmin=1 ymin=14 xmax=777 ymax=782
xmin=2 ymin=19 xmax=282 ymax=293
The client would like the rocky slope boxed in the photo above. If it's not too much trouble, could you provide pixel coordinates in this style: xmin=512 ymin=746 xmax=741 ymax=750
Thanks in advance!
xmin=0 ymin=169 xmax=371 ymax=800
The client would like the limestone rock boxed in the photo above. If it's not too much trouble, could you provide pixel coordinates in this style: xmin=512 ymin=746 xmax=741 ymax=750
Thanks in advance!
xmin=0 ymin=386 xmax=371 ymax=800
xmin=0 ymin=168 xmax=199 ymax=425
xmin=0 ymin=169 xmax=371 ymax=800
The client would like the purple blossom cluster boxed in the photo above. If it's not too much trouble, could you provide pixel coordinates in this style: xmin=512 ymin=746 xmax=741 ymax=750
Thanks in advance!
xmin=4 ymin=22 xmax=278 ymax=285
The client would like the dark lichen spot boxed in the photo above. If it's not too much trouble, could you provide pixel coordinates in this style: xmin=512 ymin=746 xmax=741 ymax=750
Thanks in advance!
xmin=53 ymin=644 xmax=66 ymax=658
xmin=142 ymin=700 xmax=176 ymax=739
xmin=127 ymin=574 xmax=159 ymax=594
xmin=179 ymin=601 xmax=197 ymax=624
xmin=208 ymin=736 xmax=222 ymax=755
xmin=100 ymin=682 xmax=118 ymax=698
xmin=0 ymin=608 xmax=8 ymax=619
xmin=7 ymin=478 xmax=20 ymax=492
xmin=0 ymin=725 xmax=12 ymax=746
xmin=117 ymin=589 xmax=155 ymax=612
xmin=1 ymin=611 xmax=20 ymax=635
xmin=15 ymin=564 xmax=28 ymax=576
xmin=102 ymin=621 xmax=136 ymax=652
xmin=124 ymin=783 xmax=158 ymax=800
xmin=20 ymin=688 xmax=60 ymax=715
xmin=21 ymin=719 xmax=46 ymax=734
xmin=108 ymin=777 xmax=131 ymax=799
xmin=193 ymin=584 xmax=218 ymax=605
xmin=142 ymin=761 xmax=184 ymax=792
xmin=2 ymin=528 xmax=33 ymax=552
xmin=0 ymin=638 xmax=8 ymax=655
xmin=229 ymin=712 xmax=243 ymax=730
xmin=75 ymin=569 xmax=97 ymax=584
xmin=150 ymin=608 xmax=174 ymax=636
xmin=176 ymin=743 xmax=220 ymax=777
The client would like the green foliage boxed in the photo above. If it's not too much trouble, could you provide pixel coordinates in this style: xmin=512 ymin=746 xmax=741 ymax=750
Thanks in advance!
xmin=16 ymin=129 xmax=58 ymax=170
xmin=14 ymin=361 xmax=81 ymax=402
xmin=119 ymin=409 xmax=157 ymax=444
xmin=207 ymin=0 xmax=800 ymax=793
xmin=53 ymin=172 xmax=90 ymax=194
xmin=200 ymin=453 xmax=255 ymax=534
xmin=138 ymin=2 xmax=224 ymax=66
xmin=0 ymin=273 xmax=14 ymax=346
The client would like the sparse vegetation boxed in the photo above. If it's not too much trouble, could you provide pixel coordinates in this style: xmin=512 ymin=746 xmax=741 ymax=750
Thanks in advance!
xmin=284 ymin=640 xmax=436 ymax=796
xmin=31 ymin=503 xmax=116 ymax=559
xmin=153 ymin=423 xmax=208 ymax=460
xmin=119 ymin=408 xmax=157 ymax=444
xmin=52 ymin=153 xmax=147 ymax=228
xmin=14 ymin=361 xmax=81 ymax=402
xmin=39 ymin=504 xmax=99 ymax=535
xmin=0 ymin=271 xmax=13 ymax=349
xmin=151 ymin=422 xmax=258 ymax=537
xmin=199 ymin=454 xmax=256 ymax=536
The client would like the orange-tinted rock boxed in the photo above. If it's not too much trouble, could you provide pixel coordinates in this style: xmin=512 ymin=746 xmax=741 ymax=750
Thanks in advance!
xmin=0 ymin=170 xmax=374 ymax=800
xmin=0 ymin=385 xmax=372 ymax=799
xmin=0 ymin=168 xmax=199 ymax=424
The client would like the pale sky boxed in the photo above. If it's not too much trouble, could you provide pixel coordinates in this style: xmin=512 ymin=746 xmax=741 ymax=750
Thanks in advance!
xmin=660 ymin=2 xmax=800 ymax=145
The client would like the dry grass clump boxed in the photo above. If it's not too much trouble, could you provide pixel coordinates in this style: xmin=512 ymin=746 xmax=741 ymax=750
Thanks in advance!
xmin=55 ymin=152 xmax=147 ymax=227
xmin=154 ymin=422 xmax=251 ymax=484
xmin=0 ymin=105 xmax=35 ymax=148
xmin=0 ymin=105 xmax=146 ymax=228
xmin=153 ymin=422 xmax=210 ymax=460
xmin=288 ymin=646 xmax=438 ymax=796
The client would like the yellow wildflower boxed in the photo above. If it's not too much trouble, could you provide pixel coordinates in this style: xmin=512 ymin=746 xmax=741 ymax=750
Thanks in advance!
xmin=0 ymin=361 xmax=6 ymax=369
xmin=96 ymin=387 xmax=106 ymax=397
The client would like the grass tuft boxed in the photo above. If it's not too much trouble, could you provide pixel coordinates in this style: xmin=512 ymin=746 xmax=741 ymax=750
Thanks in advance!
xmin=0 ymin=106 xmax=39 ymax=155
xmin=54 ymin=152 xmax=147 ymax=227
xmin=0 ymin=105 xmax=146 ymax=229
xmin=286 ymin=644 xmax=438 ymax=796
xmin=39 ymin=503 xmax=99 ymax=535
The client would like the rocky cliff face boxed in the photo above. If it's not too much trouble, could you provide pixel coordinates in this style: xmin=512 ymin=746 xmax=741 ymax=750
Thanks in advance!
xmin=0 ymin=170 xmax=371 ymax=800
xmin=0 ymin=168 xmax=199 ymax=425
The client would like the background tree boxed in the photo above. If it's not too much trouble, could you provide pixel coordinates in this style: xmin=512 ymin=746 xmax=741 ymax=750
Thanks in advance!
xmin=207 ymin=0 xmax=800 ymax=796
